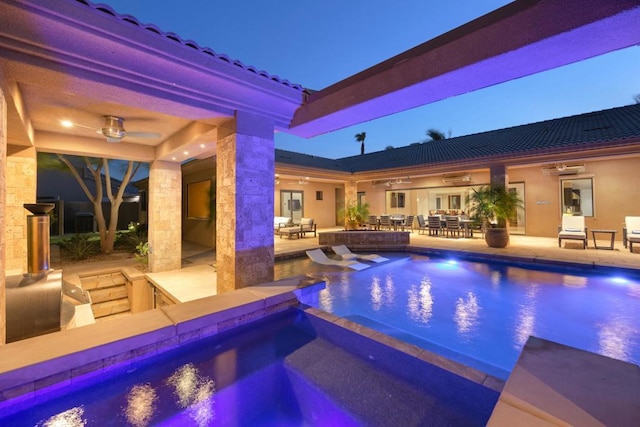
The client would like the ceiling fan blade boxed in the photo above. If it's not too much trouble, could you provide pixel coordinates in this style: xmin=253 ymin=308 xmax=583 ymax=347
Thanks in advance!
xmin=126 ymin=131 xmax=161 ymax=139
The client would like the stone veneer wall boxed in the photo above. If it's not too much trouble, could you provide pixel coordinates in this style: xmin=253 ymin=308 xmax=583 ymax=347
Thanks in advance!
xmin=4 ymin=147 xmax=36 ymax=274
xmin=0 ymin=277 xmax=320 ymax=404
xmin=148 ymin=161 xmax=182 ymax=272
xmin=216 ymin=112 xmax=275 ymax=293
xmin=1 ymin=90 xmax=6 ymax=344
xmin=345 ymin=181 xmax=357 ymax=208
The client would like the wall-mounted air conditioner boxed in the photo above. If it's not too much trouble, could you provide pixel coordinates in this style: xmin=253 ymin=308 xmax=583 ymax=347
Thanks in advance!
xmin=541 ymin=163 xmax=585 ymax=175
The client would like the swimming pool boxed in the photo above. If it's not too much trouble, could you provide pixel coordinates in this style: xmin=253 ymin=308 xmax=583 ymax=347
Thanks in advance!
xmin=0 ymin=308 xmax=498 ymax=426
xmin=311 ymin=254 xmax=640 ymax=379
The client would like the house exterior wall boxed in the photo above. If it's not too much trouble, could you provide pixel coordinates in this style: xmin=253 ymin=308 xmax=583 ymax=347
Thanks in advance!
xmin=274 ymin=181 xmax=340 ymax=227
xmin=509 ymin=157 xmax=640 ymax=239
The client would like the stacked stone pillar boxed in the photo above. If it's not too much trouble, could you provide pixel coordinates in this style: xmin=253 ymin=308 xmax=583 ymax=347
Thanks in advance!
xmin=1 ymin=89 xmax=6 ymax=344
xmin=490 ymin=164 xmax=508 ymax=187
xmin=345 ymin=181 xmax=358 ymax=207
xmin=216 ymin=111 xmax=275 ymax=293
xmin=4 ymin=147 xmax=36 ymax=275
xmin=148 ymin=160 xmax=182 ymax=272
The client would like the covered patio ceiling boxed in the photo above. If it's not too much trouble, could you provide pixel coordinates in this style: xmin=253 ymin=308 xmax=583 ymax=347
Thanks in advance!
xmin=289 ymin=0 xmax=640 ymax=138
xmin=0 ymin=0 xmax=305 ymax=163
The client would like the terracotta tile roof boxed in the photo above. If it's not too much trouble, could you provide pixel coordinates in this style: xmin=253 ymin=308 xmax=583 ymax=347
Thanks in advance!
xmin=275 ymin=149 xmax=349 ymax=172
xmin=77 ymin=0 xmax=307 ymax=92
xmin=276 ymin=104 xmax=640 ymax=173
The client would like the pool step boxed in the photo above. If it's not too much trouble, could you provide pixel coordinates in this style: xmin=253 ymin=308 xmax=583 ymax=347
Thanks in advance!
xmin=283 ymin=337 xmax=497 ymax=426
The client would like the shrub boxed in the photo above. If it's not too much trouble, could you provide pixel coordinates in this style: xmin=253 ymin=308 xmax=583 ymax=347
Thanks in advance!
xmin=59 ymin=233 xmax=98 ymax=260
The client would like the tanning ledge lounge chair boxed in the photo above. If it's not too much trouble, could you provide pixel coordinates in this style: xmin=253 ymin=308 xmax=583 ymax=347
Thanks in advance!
xmin=331 ymin=245 xmax=389 ymax=263
xmin=625 ymin=216 xmax=640 ymax=253
xmin=558 ymin=215 xmax=587 ymax=249
xmin=306 ymin=249 xmax=370 ymax=271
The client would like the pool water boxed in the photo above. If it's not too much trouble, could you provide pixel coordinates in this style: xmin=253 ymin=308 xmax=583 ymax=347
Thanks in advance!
xmin=0 ymin=308 xmax=498 ymax=426
xmin=312 ymin=255 xmax=640 ymax=379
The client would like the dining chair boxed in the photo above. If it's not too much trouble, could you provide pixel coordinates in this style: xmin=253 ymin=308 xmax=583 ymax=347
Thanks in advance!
xmin=416 ymin=215 xmax=428 ymax=234
xmin=402 ymin=215 xmax=415 ymax=232
xmin=445 ymin=216 xmax=462 ymax=238
xmin=379 ymin=215 xmax=392 ymax=230
xmin=427 ymin=215 xmax=442 ymax=236
xmin=367 ymin=215 xmax=379 ymax=230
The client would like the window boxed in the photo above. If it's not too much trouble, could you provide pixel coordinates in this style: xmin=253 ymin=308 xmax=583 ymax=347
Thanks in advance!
xmin=561 ymin=178 xmax=593 ymax=216
xmin=187 ymin=180 xmax=211 ymax=219
xmin=390 ymin=192 xmax=405 ymax=208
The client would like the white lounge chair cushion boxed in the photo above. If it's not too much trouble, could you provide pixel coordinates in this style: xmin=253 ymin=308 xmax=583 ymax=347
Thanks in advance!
xmin=306 ymin=249 xmax=370 ymax=270
xmin=331 ymin=245 xmax=389 ymax=263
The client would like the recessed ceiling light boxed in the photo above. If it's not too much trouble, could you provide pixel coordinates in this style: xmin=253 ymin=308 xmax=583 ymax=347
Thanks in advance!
xmin=61 ymin=120 xmax=73 ymax=128
xmin=183 ymin=151 xmax=189 ymax=155
xmin=199 ymin=144 xmax=205 ymax=148
xmin=172 ymin=156 xmax=176 ymax=161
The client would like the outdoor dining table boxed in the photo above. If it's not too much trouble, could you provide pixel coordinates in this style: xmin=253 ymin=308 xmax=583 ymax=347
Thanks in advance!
xmin=389 ymin=216 xmax=405 ymax=230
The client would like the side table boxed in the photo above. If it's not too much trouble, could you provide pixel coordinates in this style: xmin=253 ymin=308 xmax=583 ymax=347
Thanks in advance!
xmin=591 ymin=229 xmax=616 ymax=250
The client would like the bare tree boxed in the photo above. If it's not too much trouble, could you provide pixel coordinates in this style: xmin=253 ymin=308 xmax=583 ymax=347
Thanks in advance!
xmin=39 ymin=153 xmax=143 ymax=254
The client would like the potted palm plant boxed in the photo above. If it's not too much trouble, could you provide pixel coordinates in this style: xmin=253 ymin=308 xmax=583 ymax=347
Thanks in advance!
xmin=466 ymin=184 xmax=523 ymax=248
xmin=340 ymin=200 xmax=370 ymax=230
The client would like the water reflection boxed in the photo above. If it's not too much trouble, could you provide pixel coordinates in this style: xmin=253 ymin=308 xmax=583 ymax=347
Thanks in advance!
xmin=370 ymin=274 xmax=396 ymax=310
xmin=166 ymin=363 xmax=216 ymax=427
xmin=563 ymin=275 xmax=587 ymax=288
xmin=598 ymin=311 xmax=636 ymax=361
xmin=407 ymin=277 xmax=434 ymax=325
xmin=40 ymin=406 xmax=85 ymax=427
xmin=454 ymin=292 xmax=480 ymax=336
xmin=124 ymin=384 xmax=157 ymax=427
xmin=514 ymin=285 xmax=538 ymax=349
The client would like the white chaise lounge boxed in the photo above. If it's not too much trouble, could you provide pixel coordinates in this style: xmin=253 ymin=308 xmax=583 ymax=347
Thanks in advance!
xmin=331 ymin=245 xmax=389 ymax=263
xmin=305 ymin=249 xmax=370 ymax=271
xmin=625 ymin=216 xmax=640 ymax=253
xmin=558 ymin=215 xmax=587 ymax=249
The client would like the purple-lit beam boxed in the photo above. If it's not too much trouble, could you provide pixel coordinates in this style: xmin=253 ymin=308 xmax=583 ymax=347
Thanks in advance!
xmin=289 ymin=0 xmax=640 ymax=137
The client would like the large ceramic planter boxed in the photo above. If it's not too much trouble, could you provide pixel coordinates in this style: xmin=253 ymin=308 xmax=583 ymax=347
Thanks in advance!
xmin=485 ymin=228 xmax=509 ymax=248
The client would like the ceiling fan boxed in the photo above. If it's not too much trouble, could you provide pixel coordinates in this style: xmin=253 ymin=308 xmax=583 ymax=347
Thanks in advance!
xmin=98 ymin=115 xmax=161 ymax=143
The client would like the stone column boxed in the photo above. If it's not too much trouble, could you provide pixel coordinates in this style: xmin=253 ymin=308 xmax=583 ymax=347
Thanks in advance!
xmin=4 ymin=147 xmax=36 ymax=274
xmin=345 ymin=181 xmax=358 ymax=206
xmin=148 ymin=160 xmax=181 ymax=272
xmin=1 ymin=89 xmax=6 ymax=344
xmin=216 ymin=111 xmax=274 ymax=293
xmin=490 ymin=164 xmax=508 ymax=187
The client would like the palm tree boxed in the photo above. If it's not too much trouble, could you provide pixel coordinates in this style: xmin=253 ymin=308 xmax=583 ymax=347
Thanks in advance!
xmin=355 ymin=132 xmax=366 ymax=155
xmin=425 ymin=128 xmax=446 ymax=141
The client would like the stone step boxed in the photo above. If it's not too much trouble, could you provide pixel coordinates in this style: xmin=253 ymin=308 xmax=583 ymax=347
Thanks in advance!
xmin=81 ymin=272 xmax=126 ymax=290
xmin=88 ymin=284 xmax=128 ymax=304
xmin=91 ymin=297 xmax=130 ymax=319
xmin=95 ymin=311 xmax=132 ymax=322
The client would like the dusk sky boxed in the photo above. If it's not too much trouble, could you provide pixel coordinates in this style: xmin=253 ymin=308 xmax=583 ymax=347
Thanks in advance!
xmin=98 ymin=0 xmax=640 ymax=159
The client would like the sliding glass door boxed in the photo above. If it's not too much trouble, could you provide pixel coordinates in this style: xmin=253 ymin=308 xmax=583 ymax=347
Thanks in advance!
xmin=280 ymin=190 xmax=304 ymax=224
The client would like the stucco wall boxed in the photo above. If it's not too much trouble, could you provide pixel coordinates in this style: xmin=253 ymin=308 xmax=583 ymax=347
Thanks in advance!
xmin=507 ymin=157 xmax=640 ymax=239
xmin=274 ymin=181 xmax=340 ymax=227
